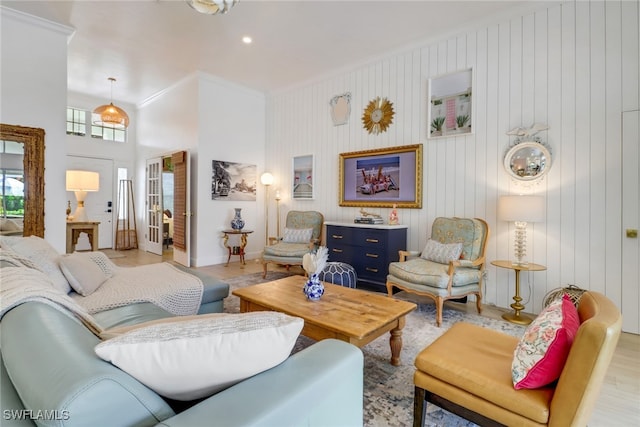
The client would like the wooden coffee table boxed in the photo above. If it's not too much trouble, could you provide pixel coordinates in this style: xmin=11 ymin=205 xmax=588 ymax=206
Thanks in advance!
xmin=232 ymin=275 xmax=417 ymax=366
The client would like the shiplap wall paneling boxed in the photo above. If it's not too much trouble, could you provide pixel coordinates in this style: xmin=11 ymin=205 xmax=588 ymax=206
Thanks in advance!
xmin=622 ymin=110 xmax=639 ymax=334
xmin=604 ymin=1 xmax=624 ymax=308
xmin=545 ymin=4 xmax=563 ymax=310
xmin=590 ymin=1 xmax=608 ymax=301
xmin=265 ymin=1 xmax=640 ymax=332
xmin=559 ymin=1 xmax=577 ymax=293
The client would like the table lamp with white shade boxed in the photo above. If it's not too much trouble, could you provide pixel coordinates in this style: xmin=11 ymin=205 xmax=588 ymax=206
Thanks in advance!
xmin=66 ymin=170 xmax=99 ymax=222
xmin=498 ymin=195 xmax=545 ymax=266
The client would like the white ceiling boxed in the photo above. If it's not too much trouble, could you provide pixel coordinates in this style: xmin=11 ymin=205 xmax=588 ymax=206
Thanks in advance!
xmin=2 ymin=0 xmax=558 ymax=106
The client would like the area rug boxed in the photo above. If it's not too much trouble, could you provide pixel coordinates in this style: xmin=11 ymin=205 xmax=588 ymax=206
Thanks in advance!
xmin=223 ymin=273 xmax=526 ymax=427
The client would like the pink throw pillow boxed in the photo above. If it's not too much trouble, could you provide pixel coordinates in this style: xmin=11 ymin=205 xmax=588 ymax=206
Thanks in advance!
xmin=511 ymin=294 xmax=580 ymax=389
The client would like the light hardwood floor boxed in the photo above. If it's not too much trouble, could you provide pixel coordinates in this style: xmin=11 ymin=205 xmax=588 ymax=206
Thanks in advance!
xmin=108 ymin=248 xmax=640 ymax=426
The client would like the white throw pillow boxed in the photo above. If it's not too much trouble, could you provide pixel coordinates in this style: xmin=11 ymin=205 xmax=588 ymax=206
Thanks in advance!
xmin=95 ymin=312 xmax=304 ymax=401
xmin=0 ymin=236 xmax=70 ymax=293
xmin=420 ymin=239 xmax=463 ymax=264
xmin=282 ymin=227 xmax=313 ymax=243
xmin=59 ymin=252 xmax=115 ymax=296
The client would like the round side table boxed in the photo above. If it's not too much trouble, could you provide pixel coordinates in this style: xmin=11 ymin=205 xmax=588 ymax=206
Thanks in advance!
xmin=222 ymin=229 xmax=253 ymax=266
xmin=491 ymin=260 xmax=546 ymax=325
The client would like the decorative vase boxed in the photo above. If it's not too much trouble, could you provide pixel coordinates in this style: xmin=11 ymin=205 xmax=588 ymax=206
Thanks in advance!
xmin=303 ymin=274 xmax=324 ymax=301
xmin=230 ymin=208 xmax=245 ymax=230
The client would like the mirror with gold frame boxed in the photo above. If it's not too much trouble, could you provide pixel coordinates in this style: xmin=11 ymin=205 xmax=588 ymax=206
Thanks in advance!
xmin=503 ymin=141 xmax=551 ymax=182
xmin=0 ymin=124 xmax=45 ymax=237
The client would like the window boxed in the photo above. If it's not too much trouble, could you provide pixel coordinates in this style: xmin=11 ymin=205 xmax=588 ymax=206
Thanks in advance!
xmin=0 ymin=170 xmax=25 ymax=219
xmin=1 ymin=140 xmax=24 ymax=155
xmin=66 ymin=107 xmax=86 ymax=136
xmin=0 ymin=141 xmax=25 ymax=218
xmin=66 ymin=107 xmax=127 ymax=142
xmin=92 ymin=113 xmax=126 ymax=142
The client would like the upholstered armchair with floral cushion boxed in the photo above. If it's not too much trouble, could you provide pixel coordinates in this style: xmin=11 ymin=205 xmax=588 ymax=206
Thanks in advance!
xmin=386 ymin=217 xmax=489 ymax=326
xmin=262 ymin=210 xmax=324 ymax=278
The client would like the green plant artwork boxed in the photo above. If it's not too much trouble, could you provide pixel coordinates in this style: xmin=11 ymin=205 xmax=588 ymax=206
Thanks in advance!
xmin=431 ymin=116 xmax=445 ymax=132
xmin=456 ymin=115 xmax=470 ymax=128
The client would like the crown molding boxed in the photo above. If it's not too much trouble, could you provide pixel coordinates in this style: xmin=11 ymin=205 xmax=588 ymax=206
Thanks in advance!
xmin=0 ymin=6 xmax=75 ymax=41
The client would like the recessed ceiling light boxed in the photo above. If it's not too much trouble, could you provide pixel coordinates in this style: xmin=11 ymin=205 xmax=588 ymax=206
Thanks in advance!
xmin=242 ymin=36 xmax=252 ymax=44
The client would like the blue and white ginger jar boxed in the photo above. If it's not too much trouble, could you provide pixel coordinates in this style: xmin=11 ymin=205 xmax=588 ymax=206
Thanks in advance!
xmin=230 ymin=208 xmax=245 ymax=230
xmin=303 ymin=274 xmax=324 ymax=301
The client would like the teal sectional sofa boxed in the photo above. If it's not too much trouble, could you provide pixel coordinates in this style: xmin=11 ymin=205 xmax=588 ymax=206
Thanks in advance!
xmin=1 ymin=301 xmax=364 ymax=427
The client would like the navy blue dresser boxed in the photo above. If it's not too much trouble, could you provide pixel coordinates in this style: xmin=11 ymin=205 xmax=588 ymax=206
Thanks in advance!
xmin=324 ymin=222 xmax=408 ymax=292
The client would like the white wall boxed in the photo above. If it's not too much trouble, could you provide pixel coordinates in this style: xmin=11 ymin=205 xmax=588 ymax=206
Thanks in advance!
xmin=137 ymin=72 xmax=266 ymax=267
xmin=266 ymin=1 xmax=640 ymax=331
xmin=0 ymin=7 xmax=73 ymax=253
xmin=137 ymin=74 xmax=199 ymax=259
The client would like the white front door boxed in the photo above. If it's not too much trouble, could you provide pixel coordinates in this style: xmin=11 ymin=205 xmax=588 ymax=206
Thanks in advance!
xmin=66 ymin=156 xmax=114 ymax=249
xmin=146 ymin=157 xmax=163 ymax=256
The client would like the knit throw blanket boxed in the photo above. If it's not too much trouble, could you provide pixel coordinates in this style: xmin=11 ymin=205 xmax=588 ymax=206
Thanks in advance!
xmin=0 ymin=266 xmax=103 ymax=336
xmin=71 ymin=263 xmax=204 ymax=316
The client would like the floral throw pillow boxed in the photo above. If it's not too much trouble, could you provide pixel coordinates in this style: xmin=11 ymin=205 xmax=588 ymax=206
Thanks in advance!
xmin=420 ymin=239 xmax=463 ymax=264
xmin=511 ymin=294 xmax=580 ymax=389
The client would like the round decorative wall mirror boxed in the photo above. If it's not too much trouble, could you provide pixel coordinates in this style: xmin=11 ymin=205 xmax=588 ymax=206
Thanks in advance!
xmin=503 ymin=141 xmax=551 ymax=182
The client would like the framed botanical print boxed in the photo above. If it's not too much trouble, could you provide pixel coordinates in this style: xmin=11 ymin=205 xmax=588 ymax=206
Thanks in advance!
xmin=428 ymin=68 xmax=473 ymax=139
xmin=292 ymin=154 xmax=314 ymax=200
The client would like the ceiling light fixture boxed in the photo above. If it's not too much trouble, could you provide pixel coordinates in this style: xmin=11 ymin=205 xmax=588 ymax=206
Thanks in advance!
xmin=93 ymin=77 xmax=129 ymax=129
xmin=187 ymin=0 xmax=238 ymax=15
xmin=242 ymin=36 xmax=252 ymax=44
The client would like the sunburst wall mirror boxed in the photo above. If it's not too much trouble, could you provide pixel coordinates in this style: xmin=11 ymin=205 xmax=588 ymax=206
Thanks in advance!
xmin=362 ymin=97 xmax=394 ymax=135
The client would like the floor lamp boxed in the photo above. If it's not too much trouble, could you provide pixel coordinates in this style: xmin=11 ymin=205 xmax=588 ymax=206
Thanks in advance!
xmin=498 ymin=195 xmax=545 ymax=266
xmin=275 ymin=190 xmax=281 ymax=238
xmin=66 ymin=170 xmax=100 ymax=222
xmin=260 ymin=172 xmax=274 ymax=245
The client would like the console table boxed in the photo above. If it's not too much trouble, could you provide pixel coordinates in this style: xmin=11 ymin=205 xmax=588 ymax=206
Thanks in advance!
xmin=325 ymin=222 xmax=408 ymax=292
xmin=66 ymin=221 xmax=100 ymax=254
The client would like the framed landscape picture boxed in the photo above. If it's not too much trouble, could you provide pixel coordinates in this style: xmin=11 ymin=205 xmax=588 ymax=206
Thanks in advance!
xmin=428 ymin=68 xmax=473 ymax=139
xmin=211 ymin=160 xmax=257 ymax=201
xmin=339 ymin=144 xmax=422 ymax=208
xmin=292 ymin=154 xmax=314 ymax=199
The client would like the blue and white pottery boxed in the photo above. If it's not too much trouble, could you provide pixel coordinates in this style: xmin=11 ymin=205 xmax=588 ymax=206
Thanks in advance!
xmin=230 ymin=208 xmax=245 ymax=230
xmin=303 ymin=274 xmax=324 ymax=301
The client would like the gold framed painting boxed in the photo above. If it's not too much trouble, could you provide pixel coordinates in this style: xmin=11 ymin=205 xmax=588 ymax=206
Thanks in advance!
xmin=339 ymin=144 xmax=422 ymax=208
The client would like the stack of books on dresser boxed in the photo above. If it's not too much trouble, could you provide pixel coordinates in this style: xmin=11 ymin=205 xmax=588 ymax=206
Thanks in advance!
xmin=354 ymin=216 xmax=384 ymax=224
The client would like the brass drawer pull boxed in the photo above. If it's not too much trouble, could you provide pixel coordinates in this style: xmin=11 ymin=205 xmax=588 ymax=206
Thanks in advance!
xmin=332 ymin=248 xmax=343 ymax=253
xmin=365 ymin=267 xmax=379 ymax=273
xmin=365 ymin=238 xmax=379 ymax=243
xmin=366 ymin=253 xmax=379 ymax=258
xmin=332 ymin=235 xmax=343 ymax=239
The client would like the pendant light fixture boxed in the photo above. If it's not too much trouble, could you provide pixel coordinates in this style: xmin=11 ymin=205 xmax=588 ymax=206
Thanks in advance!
xmin=186 ymin=0 xmax=238 ymax=15
xmin=93 ymin=77 xmax=129 ymax=129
